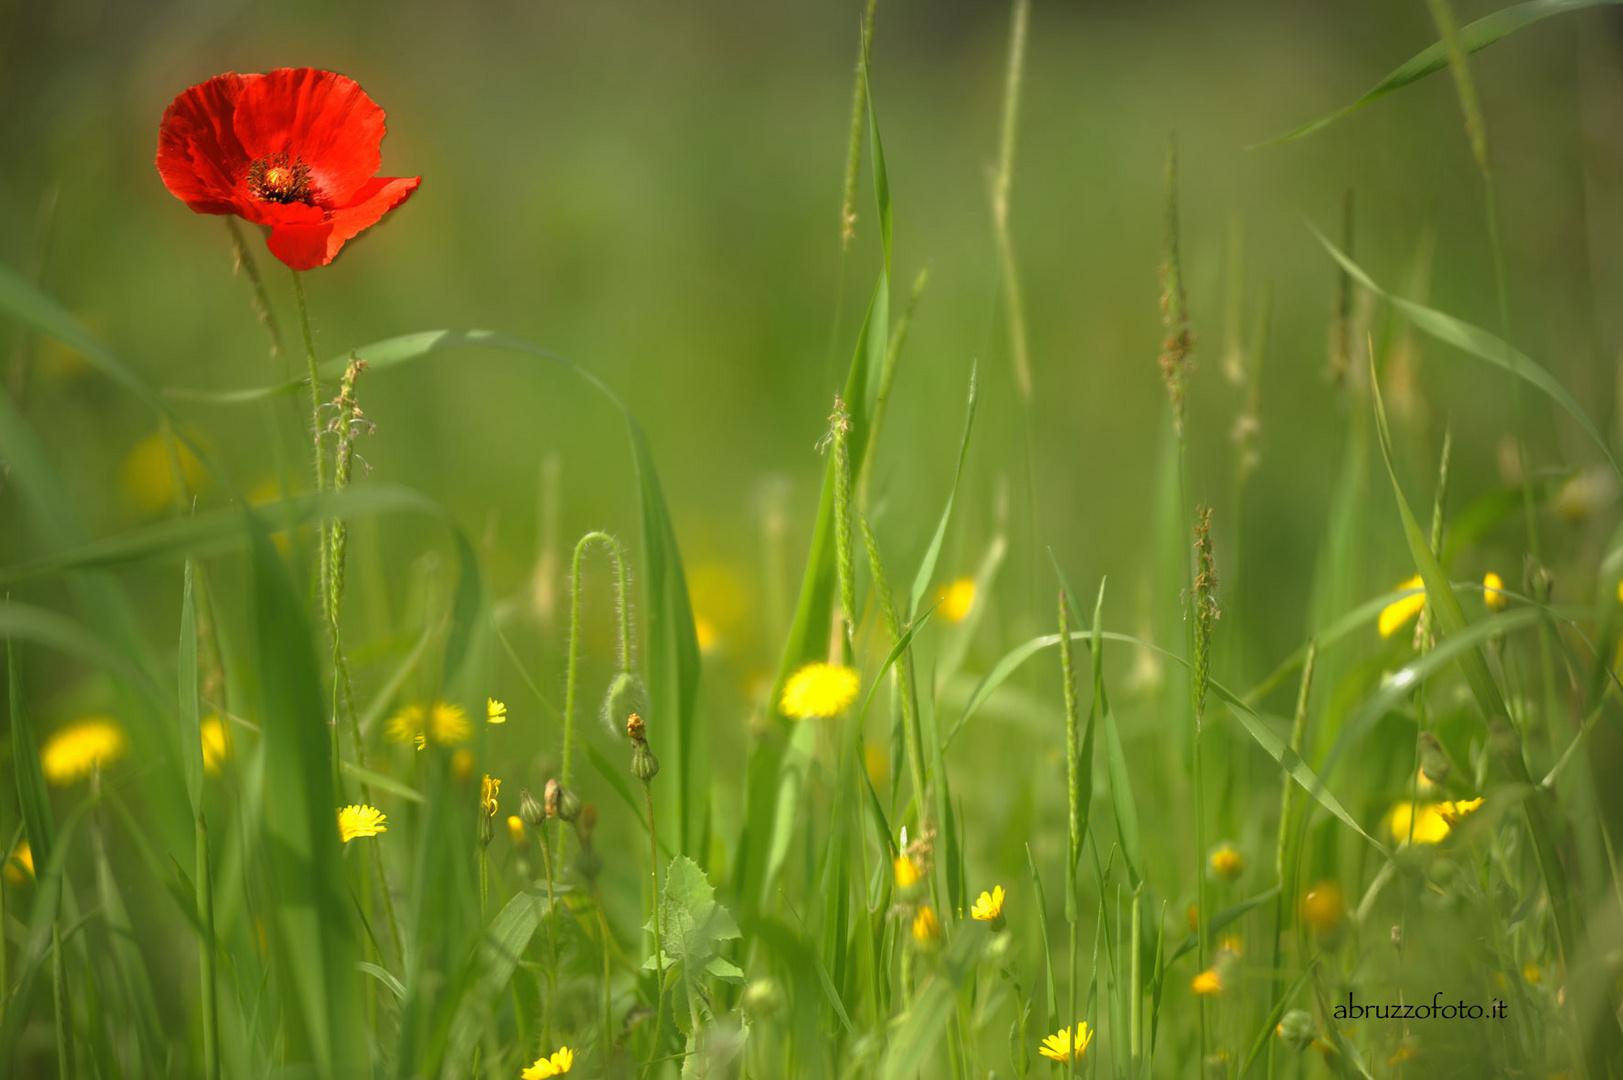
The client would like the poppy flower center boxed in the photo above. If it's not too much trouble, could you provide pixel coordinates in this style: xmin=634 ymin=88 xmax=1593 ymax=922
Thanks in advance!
xmin=247 ymin=150 xmax=312 ymax=204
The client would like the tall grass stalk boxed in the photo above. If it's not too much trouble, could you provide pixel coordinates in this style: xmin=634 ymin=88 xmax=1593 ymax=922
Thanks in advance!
xmin=862 ymin=518 xmax=927 ymax=831
xmin=1268 ymin=640 xmax=1314 ymax=1078
xmin=195 ymin=813 xmax=220 ymax=1080
xmin=1058 ymin=589 xmax=1082 ymax=1078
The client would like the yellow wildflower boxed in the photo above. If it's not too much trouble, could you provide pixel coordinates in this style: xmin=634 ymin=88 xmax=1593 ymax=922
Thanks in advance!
xmin=480 ymin=775 xmax=500 ymax=818
xmin=1483 ymin=572 xmax=1508 ymax=613
xmin=971 ymin=885 xmax=1006 ymax=930
xmin=1038 ymin=1022 xmax=1094 ymax=1064
xmin=893 ymin=854 xmax=923 ymax=890
xmin=1386 ymin=801 xmax=1453 ymax=845
xmin=1218 ymin=933 xmax=1243 ymax=959
xmin=4 ymin=840 xmax=33 ymax=884
xmin=1437 ymin=797 xmax=1483 ymax=825
xmin=487 ymin=698 xmax=507 ymax=724
xmin=337 ymin=805 xmax=387 ymax=843
xmin=1379 ymin=576 xmax=1426 ymax=639
xmin=1209 ymin=841 xmax=1245 ymax=881
xmin=912 ymin=905 xmax=940 ymax=946
xmin=451 ymin=749 xmax=476 ymax=781
xmin=938 ymin=577 xmax=977 ymax=622
xmin=779 ymin=663 xmax=859 ymax=719
xmin=1300 ymin=881 xmax=1345 ymax=934
xmin=385 ymin=700 xmax=472 ymax=746
xmin=119 ymin=431 xmax=205 ymax=515
xmin=522 ymin=1046 xmax=574 ymax=1078
xmin=507 ymin=815 xmax=525 ymax=845
xmin=1523 ymin=962 xmax=1541 ymax=985
xmin=693 ymin=616 xmax=719 ymax=655
xmin=41 ymin=717 xmax=128 ymax=786
xmin=201 ymin=716 xmax=230 ymax=775
xmin=1191 ymin=968 xmax=1224 ymax=995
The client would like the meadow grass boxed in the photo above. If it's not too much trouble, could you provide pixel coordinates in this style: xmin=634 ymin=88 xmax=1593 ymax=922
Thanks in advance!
xmin=1 ymin=3 xmax=1622 ymax=1079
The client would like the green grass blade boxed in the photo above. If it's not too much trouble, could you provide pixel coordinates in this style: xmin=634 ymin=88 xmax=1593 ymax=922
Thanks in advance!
xmin=7 ymin=639 xmax=56 ymax=870
xmin=1316 ymin=226 xmax=1621 ymax=483
xmin=439 ymin=885 xmax=550 ymax=1073
xmin=179 ymin=561 xmax=204 ymax=813
xmin=1025 ymin=843 xmax=1058 ymax=1021
xmin=907 ymin=364 xmax=979 ymax=618
xmin=1262 ymin=0 xmax=1620 ymax=145
xmin=877 ymin=930 xmax=982 ymax=1080
xmin=1100 ymin=708 xmax=1143 ymax=887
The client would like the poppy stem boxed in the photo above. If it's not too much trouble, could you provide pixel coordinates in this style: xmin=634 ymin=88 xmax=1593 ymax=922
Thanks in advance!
xmin=290 ymin=270 xmax=329 ymax=598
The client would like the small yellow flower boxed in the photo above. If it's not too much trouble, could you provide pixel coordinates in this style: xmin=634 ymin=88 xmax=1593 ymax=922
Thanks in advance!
xmin=507 ymin=815 xmax=525 ymax=845
xmin=1300 ymin=881 xmax=1345 ymax=934
xmin=693 ymin=616 xmax=719 ymax=655
xmin=119 ymin=431 xmax=205 ymax=515
xmin=1217 ymin=933 xmax=1243 ymax=959
xmin=1483 ymin=572 xmax=1508 ymax=613
xmin=480 ymin=775 xmax=500 ymax=818
xmin=893 ymin=854 xmax=923 ymax=890
xmin=971 ymin=885 xmax=1006 ymax=929
xmin=938 ymin=577 xmax=977 ymax=623
xmin=487 ymin=698 xmax=507 ymax=724
xmin=451 ymin=749 xmax=476 ymax=781
xmin=1388 ymin=1043 xmax=1417 ymax=1066
xmin=41 ymin=717 xmax=128 ymax=786
xmin=1209 ymin=842 xmax=1245 ymax=881
xmin=780 ymin=663 xmax=860 ymax=719
xmin=912 ymin=905 xmax=940 ymax=946
xmin=3 ymin=840 xmax=33 ymax=884
xmin=1386 ymin=801 xmax=1453 ymax=845
xmin=1191 ymin=968 xmax=1224 ymax=995
xmin=386 ymin=700 xmax=472 ymax=746
xmin=1038 ymin=1022 xmax=1093 ymax=1064
xmin=1522 ymin=961 xmax=1541 ymax=985
xmin=1379 ymin=576 xmax=1426 ymax=639
xmin=201 ymin=716 xmax=230 ymax=775
xmin=522 ymin=1046 xmax=574 ymax=1078
xmin=337 ymin=805 xmax=387 ymax=843
xmin=1437 ymin=797 xmax=1483 ymax=825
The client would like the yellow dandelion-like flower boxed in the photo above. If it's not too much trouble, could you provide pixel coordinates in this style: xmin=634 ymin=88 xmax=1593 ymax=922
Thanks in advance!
xmin=480 ymin=775 xmax=500 ymax=818
xmin=780 ymin=663 xmax=859 ymax=719
xmin=1218 ymin=933 xmax=1243 ymax=959
xmin=1191 ymin=968 xmax=1224 ymax=995
xmin=41 ymin=717 xmax=128 ymax=786
xmin=522 ymin=1046 xmax=574 ymax=1078
xmin=893 ymin=854 xmax=923 ymax=890
xmin=1483 ymin=572 xmax=1509 ymax=613
xmin=119 ymin=431 xmax=205 ymax=515
xmin=693 ymin=616 xmax=720 ymax=655
xmin=487 ymin=698 xmax=507 ymax=724
xmin=971 ymin=885 xmax=1006 ymax=930
xmin=938 ymin=577 xmax=977 ymax=623
xmin=4 ymin=840 xmax=33 ymax=884
xmin=1299 ymin=881 xmax=1345 ymax=934
xmin=1386 ymin=801 xmax=1453 ymax=845
xmin=1437 ymin=797 xmax=1483 ymax=826
xmin=1038 ymin=1022 xmax=1093 ymax=1064
xmin=337 ymin=805 xmax=387 ymax=843
xmin=1209 ymin=841 xmax=1245 ymax=881
xmin=507 ymin=815 xmax=525 ymax=845
xmin=1523 ymin=962 xmax=1541 ymax=985
xmin=386 ymin=700 xmax=472 ymax=746
xmin=201 ymin=716 xmax=230 ymax=775
xmin=911 ymin=905 xmax=940 ymax=946
xmin=1379 ymin=576 xmax=1426 ymax=639
xmin=450 ymin=749 xmax=476 ymax=781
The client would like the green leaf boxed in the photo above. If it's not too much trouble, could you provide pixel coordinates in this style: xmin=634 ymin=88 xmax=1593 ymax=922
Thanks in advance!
xmin=440 ymin=885 xmax=551 ymax=1073
xmin=1025 ymin=843 xmax=1059 ymax=1021
xmin=878 ymin=930 xmax=983 ymax=1080
xmin=1315 ymin=226 xmax=1620 ymax=483
xmin=7 ymin=638 xmax=55 ymax=869
xmin=339 ymin=762 xmax=424 ymax=805
xmin=1262 ymin=0 xmax=1621 ymax=144
xmin=648 ymin=854 xmax=742 ymax=975
xmin=1100 ymin=708 xmax=1143 ymax=887
xmin=908 ymin=364 xmax=979 ymax=617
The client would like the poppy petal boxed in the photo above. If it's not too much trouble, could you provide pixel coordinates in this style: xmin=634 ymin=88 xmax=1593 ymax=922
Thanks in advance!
xmin=156 ymin=73 xmax=254 ymax=214
xmin=234 ymin=68 xmax=386 ymax=206
xmin=265 ymin=175 xmax=420 ymax=270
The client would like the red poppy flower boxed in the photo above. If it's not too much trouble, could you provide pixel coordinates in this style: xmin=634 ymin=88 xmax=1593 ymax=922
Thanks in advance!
xmin=156 ymin=68 xmax=420 ymax=270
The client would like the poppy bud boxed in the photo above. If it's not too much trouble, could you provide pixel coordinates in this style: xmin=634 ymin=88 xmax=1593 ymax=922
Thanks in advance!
xmin=520 ymin=789 xmax=545 ymax=828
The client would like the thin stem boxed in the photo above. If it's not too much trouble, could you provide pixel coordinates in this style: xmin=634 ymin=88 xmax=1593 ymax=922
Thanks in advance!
xmin=225 ymin=218 xmax=287 ymax=364
xmin=537 ymin=829 xmax=559 ymax=1048
xmin=643 ymin=780 xmax=664 ymax=1075
xmin=595 ymin=884 xmax=615 ymax=1062
xmin=197 ymin=813 xmax=221 ymax=1080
